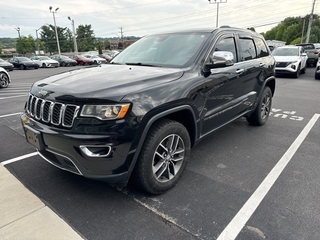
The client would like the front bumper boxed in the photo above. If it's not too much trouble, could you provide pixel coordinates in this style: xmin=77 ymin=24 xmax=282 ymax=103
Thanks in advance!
xmin=21 ymin=113 xmax=135 ymax=186
xmin=275 ymin=62 xmax=299 ymax=74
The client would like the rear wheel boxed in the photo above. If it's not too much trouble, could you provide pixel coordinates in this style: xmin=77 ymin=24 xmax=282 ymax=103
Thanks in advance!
xmin=132 ymin=119 xmax=190 ymax=194
xmin=0 ymin=72 xmax=9 ymax=88
xmin=246 ymin=86 xmax=272 ymax=126
xmin=42 ymin=63 xmax=46 ymax=68
xmin=20 ymin=65 xmax=25 ymax=70
xmin=61 ymin=62 xmax=66 ymax=67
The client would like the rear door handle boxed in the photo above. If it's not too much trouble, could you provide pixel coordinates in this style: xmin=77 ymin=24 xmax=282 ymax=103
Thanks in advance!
xmin=236 ymin=69 xmax=244 ymax=74
xmin=259 ymin=63 xmax=265 ymax=67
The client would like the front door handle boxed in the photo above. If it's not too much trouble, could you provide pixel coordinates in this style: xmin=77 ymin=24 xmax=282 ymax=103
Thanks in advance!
xmin=236 ymin=69 xmax=244 ymax=74
xmin=260 ymin=63 xmax=265 ymax=67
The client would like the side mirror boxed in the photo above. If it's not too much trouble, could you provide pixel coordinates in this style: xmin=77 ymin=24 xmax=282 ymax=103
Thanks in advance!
xmin=302 ymin=53 xmax=307 ymax=57
xmin=205 ymin=51 xmax=234 ymax=70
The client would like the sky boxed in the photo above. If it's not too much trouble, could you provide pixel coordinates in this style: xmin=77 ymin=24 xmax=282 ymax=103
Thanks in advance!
xmin=0 ymin=0 xmax=319 ymax=40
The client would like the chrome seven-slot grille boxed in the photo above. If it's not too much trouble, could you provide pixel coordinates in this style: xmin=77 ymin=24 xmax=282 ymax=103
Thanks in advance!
xmin=26 ymin=94 xmax=80 ymax=128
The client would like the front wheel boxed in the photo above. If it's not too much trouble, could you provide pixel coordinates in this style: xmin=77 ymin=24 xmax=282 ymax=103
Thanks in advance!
xmin=293 ymin=65 xmax=300 ymax=78
xmin=132 ymin=119 xmax=191 ymax=194
xmin=20 ymin=65 xmax=25 ymax=70
xmin=0 ymin=72 xmax=9 ymax=88
xmin=246 ymin=86 xmax=272 ymax=126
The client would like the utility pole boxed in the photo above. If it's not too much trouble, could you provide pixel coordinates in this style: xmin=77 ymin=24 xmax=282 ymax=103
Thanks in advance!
xmin=68 ymin=16 xmax=78 ymax=55
xmin=306 ymin=0 xmax=316 ymax=43
xmin=119 ymin=27 xmax=124 ymax=48
xmin=36 ymin=27 xmax=42 ymax=55
xmin=208 ymin=0 xmax=227 ymax=28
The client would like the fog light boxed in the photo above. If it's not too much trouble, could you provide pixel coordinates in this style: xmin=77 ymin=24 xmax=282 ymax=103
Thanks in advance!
xmin=80 ymin=145 xmax=112 ymax=157
xmin=291 ymin=65 xmax=296 ymax=70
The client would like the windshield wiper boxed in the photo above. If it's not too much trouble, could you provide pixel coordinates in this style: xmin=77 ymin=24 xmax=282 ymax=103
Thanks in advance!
xmin=125 ymin=62 xmax=160 ymax=67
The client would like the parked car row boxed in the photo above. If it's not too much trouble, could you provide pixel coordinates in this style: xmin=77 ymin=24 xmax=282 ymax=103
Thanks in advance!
xmin=0 ymin=53 xmax=115 ymax=71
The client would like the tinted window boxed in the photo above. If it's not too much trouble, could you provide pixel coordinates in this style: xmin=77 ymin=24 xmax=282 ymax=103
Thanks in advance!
xmin=213 ymin=37 xmax=237 ymax=63
xmin=239 ymin=38 xmax=257 ymax=61
xmin=254 ymin=38 xmax=269 ymax=58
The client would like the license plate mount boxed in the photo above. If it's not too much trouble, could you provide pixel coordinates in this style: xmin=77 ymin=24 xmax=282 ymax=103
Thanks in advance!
xmin=24 ymin=126 xmax=44 ymax=151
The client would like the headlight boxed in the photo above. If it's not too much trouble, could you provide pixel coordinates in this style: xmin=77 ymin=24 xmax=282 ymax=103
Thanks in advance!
xmin=80 ymin=104 xmax=130 ymax=120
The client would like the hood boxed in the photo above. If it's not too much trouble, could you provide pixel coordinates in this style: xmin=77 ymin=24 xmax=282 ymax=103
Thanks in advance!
xmin=42 ymin=59 xmax=58 ymax=63
xmin=31 ymin=64 xmax=184 ymax=102
xmin=0 ymin=62 xmax=13 ymax=66
xmin=273 ymin=56 xmax=300 ymax=62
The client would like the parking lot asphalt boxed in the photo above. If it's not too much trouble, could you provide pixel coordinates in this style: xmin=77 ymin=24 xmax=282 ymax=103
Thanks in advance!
xmin=1 ymin=66 xmax=320 ymax=240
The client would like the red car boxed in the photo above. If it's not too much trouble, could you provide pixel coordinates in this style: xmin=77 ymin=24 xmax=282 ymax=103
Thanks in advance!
xmin=99 ymin=53 xmax=113 ymax=62
xmin=71 ymin=55 xmax=94 ymax=65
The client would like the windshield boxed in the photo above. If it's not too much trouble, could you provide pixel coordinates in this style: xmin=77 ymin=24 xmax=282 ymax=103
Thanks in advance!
xmin=17 ymin=57 xmax=31 ymax=61
xmin=112 ymin=32 xmax=209 ymax=67
xmin=0 ymin=59 xmax=4 ymax=62
xmin=39 ymin=56 xmax=51 ymax=60
xmin=272 ymin=48 xmax=299 ymax=56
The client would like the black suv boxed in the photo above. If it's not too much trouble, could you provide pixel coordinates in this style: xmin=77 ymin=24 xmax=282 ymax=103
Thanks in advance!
xmin=21 ymin=27 xmax=276 ymax=194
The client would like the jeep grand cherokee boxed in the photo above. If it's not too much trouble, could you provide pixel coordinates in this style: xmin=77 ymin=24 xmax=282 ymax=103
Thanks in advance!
xmin=21 ymin=26 xmax=276 ymax=194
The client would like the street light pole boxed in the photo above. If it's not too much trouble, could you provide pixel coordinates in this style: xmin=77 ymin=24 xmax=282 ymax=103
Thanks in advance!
xmin=68 ymin=16 xmax=78 ymax=55
xmin=306 ymin=0 xmax=316 ymax=43
xmin=15 ymin=27 xmax=23 ymax=54
xmin=208 ymin=0 xmax=227 ymax=28
xmin=36 ymin=27 xmax=42 ymax=55
xmin=49 ymin=6 xmax=61 ymax=56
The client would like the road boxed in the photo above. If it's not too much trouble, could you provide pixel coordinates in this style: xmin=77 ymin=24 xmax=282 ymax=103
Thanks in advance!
xmin=1 ymin=66 xmax=320 ymax=240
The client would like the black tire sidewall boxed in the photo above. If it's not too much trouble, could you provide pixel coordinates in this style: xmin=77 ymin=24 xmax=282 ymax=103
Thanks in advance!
xmin=134 ymin=119 xmax=191 ymax=194
xmin=247 ymin=86 xmax=272 ymax=126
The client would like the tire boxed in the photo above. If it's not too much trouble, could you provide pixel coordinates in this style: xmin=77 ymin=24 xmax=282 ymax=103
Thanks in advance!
xmin=20 ymin=65 xmax=25 ymax=70
xmin=293 ymin=66 xmax=300 ymax=78
xmin=315 ymin=72 xmax=320 ymax=80
xmin=246 ymin=86 xmax=272 ymax=126
xmin=301 ymin=66 xmax=306 ymax=74
xmin=42 ymin=63 xmax=46 ymax=68
xmin=79 ymin=62 xmax=84 ymax=65
xmin=132 ymin=119 xmax=191 ymax=194
xmin=61 ymin=62 xmax=66 ymax=67
xmin=0 ymin=72 xmax=9 ymax=88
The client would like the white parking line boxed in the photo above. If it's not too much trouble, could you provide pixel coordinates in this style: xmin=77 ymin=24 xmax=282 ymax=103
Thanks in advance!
xmin=0 ymin=95 xmax=28 ymax=100
xmin=0 ymin=112 xmax=22 ymax=118
xmin=1 ymin=152 xmax=38 ymax=166
xmin=217 ymin=113 xmax=320 ymax=240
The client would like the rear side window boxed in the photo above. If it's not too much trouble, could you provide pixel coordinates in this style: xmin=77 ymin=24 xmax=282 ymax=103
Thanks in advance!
xmin=239 ymin=38 xmax=257 ymax=61
xmin=254 ymin=38 xmax=269 ymax=58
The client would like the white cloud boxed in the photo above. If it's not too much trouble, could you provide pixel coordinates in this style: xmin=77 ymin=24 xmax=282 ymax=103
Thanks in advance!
xmin=0 ymin=0 xmax=317 ymax=39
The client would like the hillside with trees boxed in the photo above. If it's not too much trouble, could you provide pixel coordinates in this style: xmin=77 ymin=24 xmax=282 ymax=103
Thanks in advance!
xmin=262 ymin=15 xmax=320 ymax=45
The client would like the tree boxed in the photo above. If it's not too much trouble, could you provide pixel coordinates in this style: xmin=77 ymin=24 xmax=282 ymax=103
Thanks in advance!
xmin=16 ymin=35 xmax=36 ymax=54
xmin=76 ymin=24 xmax=95 ymax=52
xmin=104 ymin=40 xmax=111 ymax=50
xmin=118 ymin=42 xmax=123 ymax=49
xmin=40 ymin=24 xmax=72 ymax=54
xmin=0 ymin=45 xmax=2 ymax=54
xmin=263 ymin=15 xmax=320 ymax=44
xmin=98 ymin=44 xmax=102 ymax=54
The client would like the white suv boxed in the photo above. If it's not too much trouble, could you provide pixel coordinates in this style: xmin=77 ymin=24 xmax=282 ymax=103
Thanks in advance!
xmin=272 ymin=45 xmax=308 ymax=78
